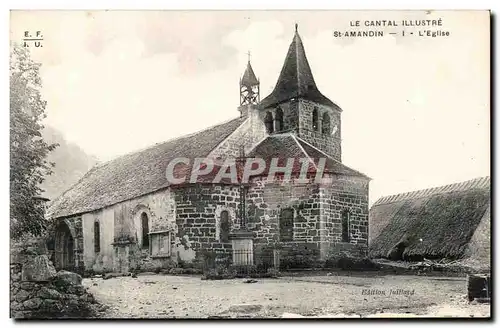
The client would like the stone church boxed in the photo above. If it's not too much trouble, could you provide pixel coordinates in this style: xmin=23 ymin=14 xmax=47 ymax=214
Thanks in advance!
xmin=47 ymin=26 xmax=370 ymax=274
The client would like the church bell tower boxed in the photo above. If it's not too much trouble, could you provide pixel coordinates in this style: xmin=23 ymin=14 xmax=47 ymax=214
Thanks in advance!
xmin=239 ymin=52 xmax=260 ymax=108
xmin=258 ymin=24 xmax=343 ymax=161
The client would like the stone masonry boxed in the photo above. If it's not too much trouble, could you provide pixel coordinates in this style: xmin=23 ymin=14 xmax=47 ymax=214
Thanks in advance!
xmin=10 ymin=238 xmax=102 ymax=319
xmin=173 ymin=184 xmax=242 ymax=255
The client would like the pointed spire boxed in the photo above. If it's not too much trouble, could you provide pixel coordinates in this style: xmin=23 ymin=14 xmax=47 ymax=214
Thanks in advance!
xmin=240 ymin=51 xmax=260 ymax=107
xmin=260 ymin=25 xmax=336 ymax=109
xmin=241 ymin=54 xmax=259 ymax=87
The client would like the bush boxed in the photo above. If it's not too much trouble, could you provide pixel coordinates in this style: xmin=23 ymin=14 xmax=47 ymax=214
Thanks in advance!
xmin=177 ymin=258 xmax=203 ymax=270
xmin=323 ymin=257 xmax=339 ymax=269
xmin=200 ymin=250 xmax=231 ymax=271
xmin=266 ymin=268 xmax=281 ymax=278
xmin=202 ymin=266 xmax=236 ymax=280
xmin=255 ymin=262 xmax=273 ymax=273
xmin=231 ymin=264 xmax=257 ymax=274
xmin=334 ymin=256 xmax=380 ymax=271
xmin=165 ymin=267 xmax=203 ymax=275
xmin=230 ymin=265 xmax=259 ymax=278
xmin=277 ymin=245 xmax=321 ymax=270
xmin=280 ymin=255 xmax=317 ymax=270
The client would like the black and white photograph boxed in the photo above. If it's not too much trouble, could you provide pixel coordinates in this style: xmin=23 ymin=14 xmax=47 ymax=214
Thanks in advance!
xmin=9 ymin=9 xmax=491 ymax=319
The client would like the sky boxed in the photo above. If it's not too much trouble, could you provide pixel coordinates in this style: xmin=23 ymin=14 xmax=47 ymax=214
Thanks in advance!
xmin=10 ymin=10 xmax=490 ymax=205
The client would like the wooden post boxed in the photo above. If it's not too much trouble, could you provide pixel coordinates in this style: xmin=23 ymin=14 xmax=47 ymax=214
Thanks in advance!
xmin=273 ymin=249 xmax=280 ymax=271
xmin=467 ymin=273 xmax=491 ymax=303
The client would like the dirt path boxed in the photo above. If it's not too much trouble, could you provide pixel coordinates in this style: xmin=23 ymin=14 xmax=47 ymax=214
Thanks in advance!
xmin=83 ymin=273 xmax=490 ymax=318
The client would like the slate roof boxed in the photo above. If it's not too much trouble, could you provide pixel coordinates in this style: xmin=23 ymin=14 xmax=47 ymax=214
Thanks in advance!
xmin=241 ymin=61 xmax=259 ymax=87
xmin=369 ymin=176 xmax=491 ymax=260
xmin=48 ymin=118 xmax=244 ymax=219
xmin=296 ymin=139 xmax=369 ymax=178
xmin=259 ymin=27 xmax=339 ymax=110
xmin=247 ymin=134 xmax=369 ymax=179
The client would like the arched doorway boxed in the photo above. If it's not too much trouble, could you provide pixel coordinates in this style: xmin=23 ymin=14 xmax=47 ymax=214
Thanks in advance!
xmin=54 ymin=221 xmax=75 ymax=271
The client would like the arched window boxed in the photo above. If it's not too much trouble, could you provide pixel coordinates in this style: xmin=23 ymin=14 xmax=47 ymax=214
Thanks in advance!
xmin=141 ymin=212 xmax=149 ymax=248
xmin=312 ymin=107 xmax=319 ymax=131
xmin=341 ymin=210 xmax=350 ymax=242
xmin=94 ymin=221 xmax=101 ymax=253
xmin=280 ymin=208 xmax=294 ymax=242
xmin=264 ymin=111 xmax=274 ymax=134
xmin=275 ymin=108 xmax=284 ymax=132
xmin=220 ymin=210 xmax=230 ymax=243
xmin=322 ymin=112 xmax=331 ymax=135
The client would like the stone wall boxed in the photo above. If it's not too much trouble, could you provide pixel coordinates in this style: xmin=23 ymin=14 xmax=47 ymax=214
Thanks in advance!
xmin=10 ymin=239 xmax=101 ymax=319
xmin=258 ymin=99 xmax=342 ymax=161
xmin=244 ymin=175 xmax=326 ymax=267
xmin=297 ymin=99 xmax=341 ymax=161
xmin=320 ymin=174 xmax=370 ymax=258
xmin=210 ymin=118 xmax=253 ymax=158
xmin=209 ymin=104 xmax=268 ymax=159
xmin=210 ymin=100 xmax=341 ymax=163
xmin=245 ymin=173 xmax=369 ymax=266
xmin=246 ymin=175 xmax=321 ymax=245
xmin=111 ymin=193 xmax=175 ymax=243
xmin=259 ymin=101 xmax=299 ymax=134
xmin=78 ymin=189 xmax=177 ymax=274
xmin=51 ymin=164 xmax=367 ymax=274
xmin=68 ymin=217 xmax=85 ymax=272
xmin=173 ymin=184 xmax=241 ymax=259
xmin=280 ymin=101 xmax=299 ymax=132
xmin=82 ymin=208 xmax=114 ymax=273
xmin=170 ymin=174 xmax=368 ymax=268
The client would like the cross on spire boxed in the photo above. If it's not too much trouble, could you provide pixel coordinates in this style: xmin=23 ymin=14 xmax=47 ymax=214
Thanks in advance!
xmin=246 ymin=50 xmax=251 ymax=62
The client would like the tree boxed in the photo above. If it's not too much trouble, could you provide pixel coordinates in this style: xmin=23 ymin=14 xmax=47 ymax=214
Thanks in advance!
xmin=10 ymin=43 xmax=57 ymax=239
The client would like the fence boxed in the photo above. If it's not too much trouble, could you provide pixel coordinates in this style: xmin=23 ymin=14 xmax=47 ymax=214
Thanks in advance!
xmin=202 ymin=249 xmax=279 ymax=276
xmin=233 ymin=249 xmax=254 ymax=266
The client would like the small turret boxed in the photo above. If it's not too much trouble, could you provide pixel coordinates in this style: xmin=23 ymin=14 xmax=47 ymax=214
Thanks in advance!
xmin=239 ymin=51 xmax=260 ymax=108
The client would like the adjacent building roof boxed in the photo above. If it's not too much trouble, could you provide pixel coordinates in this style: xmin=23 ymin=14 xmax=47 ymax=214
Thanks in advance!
xmin=48 ymin=118 xmax=244 ymax=219
xmin=259 ymin=26 xmax=338 ymax=110
xmin=369 ymin=176 xmax=491 ymax=261
xmin=463 ymin=203 xmax=491 ymax=271
xmin=372 ymin=176 xmax=490 ymax=206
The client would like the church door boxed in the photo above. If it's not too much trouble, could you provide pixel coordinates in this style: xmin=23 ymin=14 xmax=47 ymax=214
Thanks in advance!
xmin=54 ymin=221 xmax=75 ymax=271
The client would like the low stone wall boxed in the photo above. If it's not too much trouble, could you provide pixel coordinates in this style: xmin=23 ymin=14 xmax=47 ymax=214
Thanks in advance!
xmin=276 ymin=243 xmax=322 ymax=269
xmin=134 ymin=248 xmax=177 ymax=273
xmin=254 ymin=241 xmax=369 ymax=271
xmin=10 ymin=238 xmax=104 ymax=319
xmin=326 ymin=242 xmax=368 ymax=258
